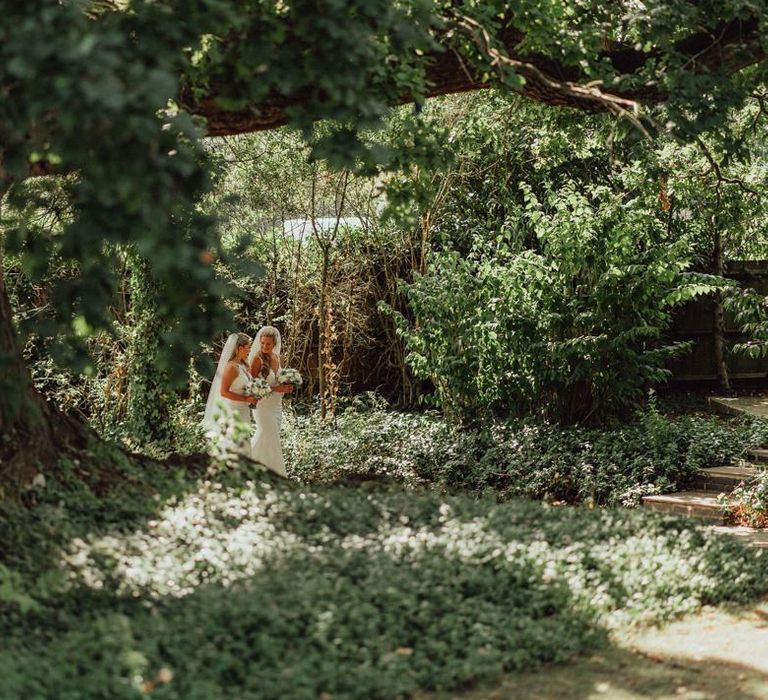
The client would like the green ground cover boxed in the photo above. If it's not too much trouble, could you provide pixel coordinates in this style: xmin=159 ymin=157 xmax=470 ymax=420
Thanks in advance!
xmin=284 ymin=397 xmax=768 ymax=505
xmin=2 ymin=431 xmax=767 ymax=699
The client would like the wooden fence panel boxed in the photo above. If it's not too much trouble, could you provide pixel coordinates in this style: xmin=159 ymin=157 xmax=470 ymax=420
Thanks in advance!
xmin=666 ymin=261 xmax=768 ymax=382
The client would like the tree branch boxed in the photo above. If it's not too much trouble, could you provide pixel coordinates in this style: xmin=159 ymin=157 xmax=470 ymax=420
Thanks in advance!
xmin=695 ymin=136 xmax=761 ymax=197
xmin=188 ymin=15 xmax=765 ymax=137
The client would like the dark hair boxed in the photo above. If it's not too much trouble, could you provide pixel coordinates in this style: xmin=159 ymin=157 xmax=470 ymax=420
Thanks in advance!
xmin=256 ymin=351 xmax=270 ymax=379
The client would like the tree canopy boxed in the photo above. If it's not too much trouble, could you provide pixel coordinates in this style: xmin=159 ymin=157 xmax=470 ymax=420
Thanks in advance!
xmin=1 ymin=0 xmax=767 ymax=454
xmin=184 ymin=1 xmax=768 ymax=137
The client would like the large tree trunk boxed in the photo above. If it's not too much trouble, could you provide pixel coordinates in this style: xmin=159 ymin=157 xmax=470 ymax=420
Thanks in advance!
xmin=0 ymin=248 xmax=56 ymax=485
xmin=0 ymin=185 xmax=91 ymax=490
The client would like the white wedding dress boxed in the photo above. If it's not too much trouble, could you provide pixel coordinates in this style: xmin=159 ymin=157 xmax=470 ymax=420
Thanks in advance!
xmin=250 ymin=366 xmax=287 ymax=477
xmin=208 ymin=362 xmax=253 ymax=458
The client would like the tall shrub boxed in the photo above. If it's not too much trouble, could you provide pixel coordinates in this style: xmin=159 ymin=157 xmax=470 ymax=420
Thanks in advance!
xmin=399 ymin=179 xmax=725 ymax=424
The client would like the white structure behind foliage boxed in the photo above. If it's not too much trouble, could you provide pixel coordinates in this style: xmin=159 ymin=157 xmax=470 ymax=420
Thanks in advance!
xmin=283 ymin=217 xmax=365 ymax=239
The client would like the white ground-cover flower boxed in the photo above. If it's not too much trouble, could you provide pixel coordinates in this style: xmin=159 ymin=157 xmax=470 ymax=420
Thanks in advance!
xmin=61 ymin=483 xmax=302 ymax=598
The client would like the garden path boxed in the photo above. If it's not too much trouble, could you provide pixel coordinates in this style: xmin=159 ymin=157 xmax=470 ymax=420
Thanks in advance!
xmin=418 ymin=597 xmax=768 ymax=699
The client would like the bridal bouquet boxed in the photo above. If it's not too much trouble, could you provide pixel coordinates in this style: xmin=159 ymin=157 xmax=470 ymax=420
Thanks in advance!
xmin=245 ymin=377 xmax=272 ymax=401
xmin=276 ymin=367 xmax=303 ymax=387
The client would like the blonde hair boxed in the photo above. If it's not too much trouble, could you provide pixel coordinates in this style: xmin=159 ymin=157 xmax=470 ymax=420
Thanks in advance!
xmin=260 ymin=328 xmax=278 ymax=343
xmin=228 ymin=333 xmax=251 ymax=362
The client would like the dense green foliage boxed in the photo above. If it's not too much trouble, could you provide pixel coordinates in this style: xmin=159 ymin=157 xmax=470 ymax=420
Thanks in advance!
xmin=8 ymin=91 xmax=768 ymax=447
xmin=2 ymin=452 xmax=766 ymax=699
xmin=4 ymin=246 xmax=209 ymax=455
xmin=284 ymin=397 xmax=768 ymax=506
xmin=400 ymin=179 xmax=716 ymax=423
xmin=2 ymin=1 xmax=768 ymax=411
xmin=3 ymin=5 xmax=768 ymax=697
xmin=383 ymin=92 xmax=768 ymax=423
xmin=0 ymin=0 xmax=230 ymax=384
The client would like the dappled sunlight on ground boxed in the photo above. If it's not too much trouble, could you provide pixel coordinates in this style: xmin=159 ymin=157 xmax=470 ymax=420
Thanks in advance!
xmin=626 ymin=598 xmax=768 ymax=675
xmin=10 ymin=469 xmax=768 ymax=699
xmin=60 ymin=473 xmax=765 ymax=636
xmin=418 ymin=639 xmax=768 ymax=699
xmin=417 ymin=598 xmax=768 ymax=699
xmin=61 ymin=479 xmax=303 ymax=597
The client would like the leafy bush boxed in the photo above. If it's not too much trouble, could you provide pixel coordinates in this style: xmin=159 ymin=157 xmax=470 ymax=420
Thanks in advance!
xmin=456 ymin=407 xmax=768 ymax=507
xmin=396 ymin=176 xmax=726 ymax=425
xmin=2 ymin=464 xmax=767 ymax=700
xmin=282 ymin=394 xmax=460 ymax=486
xmin=21 ymin=328 xmax=208 ymax=459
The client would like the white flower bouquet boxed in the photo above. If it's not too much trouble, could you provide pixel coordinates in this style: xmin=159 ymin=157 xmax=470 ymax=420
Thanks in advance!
xmin=276 ymin=367 xmax=303 ymax=387
xmin=245 ymin=377 xmax=272 ymax=401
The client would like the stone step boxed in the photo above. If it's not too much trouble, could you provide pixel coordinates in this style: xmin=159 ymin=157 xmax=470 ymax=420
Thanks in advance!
xmin=710 ymin=525 xmax=768 ymax=549
xmin=708 ymin=396 xmax=768 ymax=419
xmin=690 ymin=465 xmax=760 ymax=492
xmin=642 ymin=490 xmax=732 ymax=524
xmin=748 ymin=448 xmax=768 ymax=463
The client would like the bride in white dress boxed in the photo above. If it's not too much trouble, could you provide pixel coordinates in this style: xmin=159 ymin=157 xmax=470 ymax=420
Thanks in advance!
xmin=247 ymin=325 xmax=293 ymax=477
xmin=202 ymin=333 xmax=258 ymax=457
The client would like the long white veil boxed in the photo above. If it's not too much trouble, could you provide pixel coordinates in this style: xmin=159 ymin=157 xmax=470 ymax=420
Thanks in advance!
xmin=247 ymin=325 xmax=282 ymax=369
xmin=202 ymin=332 xmax=239 ymax=432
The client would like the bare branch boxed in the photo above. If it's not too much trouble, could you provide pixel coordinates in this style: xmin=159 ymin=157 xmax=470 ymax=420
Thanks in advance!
xmin=452 ymin=14 xmax=653 ymax=140
xmin=695 ymin=136 xmax=760 ymax=197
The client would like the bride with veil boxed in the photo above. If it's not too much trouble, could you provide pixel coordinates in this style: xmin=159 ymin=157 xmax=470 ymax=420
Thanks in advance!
xmin=202 ymin=333 xmax=258 ymax=458
xmin=247 ymin=325 xmax=293 ymax=477
xmin=202 ymin=327 xmax=292 ymax=476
